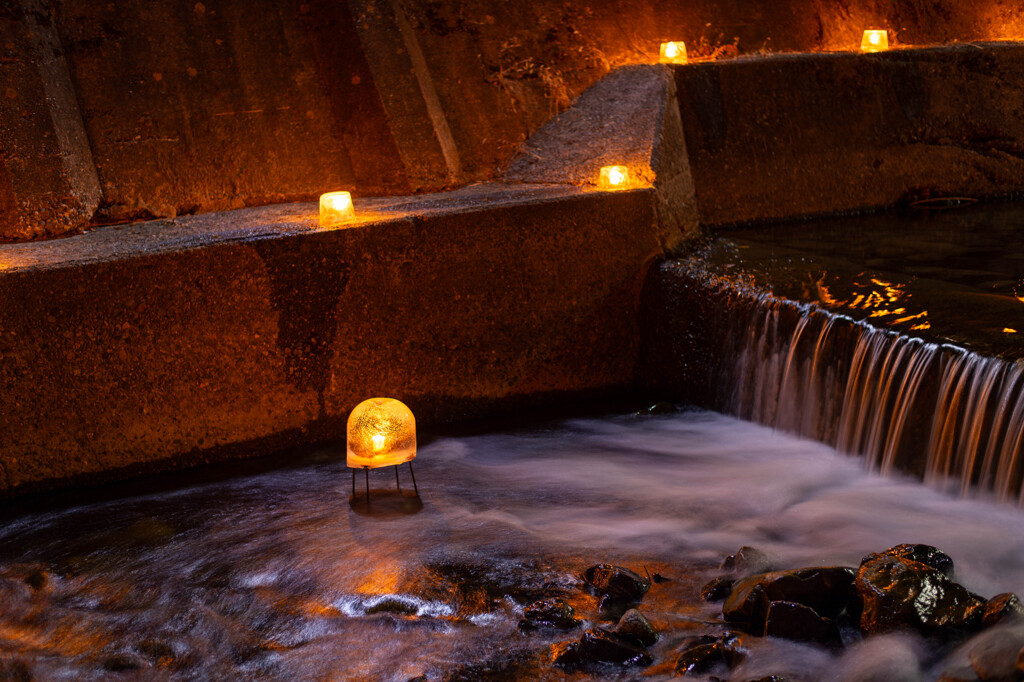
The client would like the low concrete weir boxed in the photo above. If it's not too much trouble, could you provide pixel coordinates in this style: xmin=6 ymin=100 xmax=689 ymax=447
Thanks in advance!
xmin=0 ymin=184 xmax=664 ymax=494
xmin=642 ymin=234 xmax=1024 ymax=503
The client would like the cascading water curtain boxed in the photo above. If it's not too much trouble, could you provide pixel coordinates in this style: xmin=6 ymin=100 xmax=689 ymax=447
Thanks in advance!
xmin=711 ymin=293 xmax=1024 ymax=503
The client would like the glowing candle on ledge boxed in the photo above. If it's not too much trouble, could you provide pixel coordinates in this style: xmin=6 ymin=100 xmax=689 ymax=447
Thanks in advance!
xmin=861 ymin=30 xmax=889 ymax=53
xmin=319 ymin=191 xmax=355 ymax=227
xmin=347 ymin=398 xmax=417 ymax=469
xmin=659 ymin=41 xmax=688 ymax=64
xmin=599 ymin=165 xmax=630 ymax=190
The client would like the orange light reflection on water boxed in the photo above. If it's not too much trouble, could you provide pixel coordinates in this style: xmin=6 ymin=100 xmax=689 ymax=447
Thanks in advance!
xmin=817 ymin=276 xmax=930 ymax=332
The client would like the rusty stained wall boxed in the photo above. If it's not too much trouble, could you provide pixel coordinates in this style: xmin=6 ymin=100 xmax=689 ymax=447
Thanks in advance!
xmin=56 ymin=0 xmax=410 ymax=225
xmin=4 ymin=0 xmax=1024 ymax=240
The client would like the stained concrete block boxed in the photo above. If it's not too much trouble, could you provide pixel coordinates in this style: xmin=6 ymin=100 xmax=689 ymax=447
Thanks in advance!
xmin=675 ymin=44 xmax=1024 ymax=226
xmin=0 ymin=184 xmax=661 ymax=494
xmin=505 ymin=64 xmax=698 ymax=250
xmin=54 ymin=0 xmax=409 ymax=224
xmin=0 ymin=1 xmax=100 ymax=240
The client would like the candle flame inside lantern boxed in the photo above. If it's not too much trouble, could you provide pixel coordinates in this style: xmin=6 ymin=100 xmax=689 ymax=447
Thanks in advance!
xmin=861 ymin=30 xmax=889 ymax=53
xmin=319 ymin=191 xmax=355 ymax=227
xmin=659 ymin=41 xmax=688 ymax=64
xmin=347 ymin=398 xmax=417 ymax=469
xmin=599 ymin=165 xmax=630 ymax=190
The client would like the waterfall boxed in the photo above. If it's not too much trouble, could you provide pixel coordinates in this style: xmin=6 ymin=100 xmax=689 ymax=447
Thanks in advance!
xmin=709 ymin=294 xmax=1024 ymax=502
xmin=644 ymin=263 xmax=1024 ymax=503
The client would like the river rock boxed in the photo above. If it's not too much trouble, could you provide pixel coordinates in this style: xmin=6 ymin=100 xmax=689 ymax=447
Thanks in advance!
xmin=615 ymin=608 xmax=657 ymax=646
xmin=582 ymin=564 xmax=650 ymax=600
xmin=722 ymin=546 xmax=774 ymax=576
xmin=552 ymin=627 xmax=653 ymax=669
xmin=862 ymin=544 xmax=955 ymax=578
xmin=856 ymin=553 xmax=985 ymax=636
xmin=550 ymin=640 xmax=584 ymax=669
xmin=519 ymin=597 xmax=581 ymax=631
xmin=702 ymin=576 xmax=735 ymax=602
xmin=721 ymin=631 xmax=752 ymax=667
xmin=674 ymin=641 xmax=724 ymax=676
xmin=966 ymin=627 xmax=1024 ymax=682
xmin=598 ymin=594 xmax=637 ymax=621
xmin=723 ymin=566 xmax=856 ymax=632
xmin=764 ymin=600 xmax=841 ymax=645
xmin=981 ymin=594 xmax=1024 ymax=628
xmin=578 ymin=627 xmax=652 ymax=666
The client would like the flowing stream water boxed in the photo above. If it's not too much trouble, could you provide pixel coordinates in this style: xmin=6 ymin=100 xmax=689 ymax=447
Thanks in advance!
xmin=0 ymin=410 xmax=1022 ymax=680
xmin=660 ymin=202 xmax=1024 ymax=503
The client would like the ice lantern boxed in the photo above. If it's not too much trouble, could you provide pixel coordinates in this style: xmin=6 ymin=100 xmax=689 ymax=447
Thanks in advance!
xmin=861 ymin=30 xmax=889 ymax=53
xmin=347 ymin=398 xmax=419 ymax=501
xmin=659 ymin=41 xmax=687 ymax=64
xmin=319 ymin=191 xmax=355 ymax=227
xmin=599 ymin=165 xmax=630 ymax=190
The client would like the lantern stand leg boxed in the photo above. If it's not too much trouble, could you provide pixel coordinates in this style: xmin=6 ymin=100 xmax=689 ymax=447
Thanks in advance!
xmin=364 ymin=467 xmax=370 ymax=505
xmin=408 ymin=461 xmax=419 ymax=495
xmin=351 ymin=469 xmax=356 ymax=498
xmin=394 ymin=465 xmax=402 ymax=492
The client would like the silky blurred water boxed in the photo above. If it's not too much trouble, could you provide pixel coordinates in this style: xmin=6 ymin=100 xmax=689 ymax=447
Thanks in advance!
xmin=0 ymin=409 xmax=1021 ymax=680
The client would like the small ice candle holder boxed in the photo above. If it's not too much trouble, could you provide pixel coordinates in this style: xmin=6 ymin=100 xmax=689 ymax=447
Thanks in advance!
xmin=599 ymin=165 xmax=630 ymax=191
xmin=659 ymin=41 xmax=688 ymax=64
xmin=347 ymin=397 xmax=419 ymax=503
xmin=319 ymin=191 xmax=355 ymax=227
xmin=861 ymin=30 xmax=889 ymax=53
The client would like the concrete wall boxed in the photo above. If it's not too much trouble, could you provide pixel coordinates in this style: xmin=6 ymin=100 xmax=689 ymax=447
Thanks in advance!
xmin=675 ymin=44 xmax=1024 ymax=226
xmin=6 ymin=0 xmax=1024 ymax=240
xmin=0 ymin=186 xmax=661 ymax=493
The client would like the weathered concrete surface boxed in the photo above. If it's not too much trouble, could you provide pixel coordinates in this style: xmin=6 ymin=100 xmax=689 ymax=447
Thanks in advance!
xmin=676 ymin=44 xmax=1024 ymax=226
xmin=7 ymin=0 xmax=1024 ymax=238
xmin=0 ymin=184 xmax=661 ymax=494
xmin=505 ymin=64 xmax=698 ymax=252
xmin=54 ymin=0 xmax=409 ymax=225
xmin=0 ymin=1 xmax=100 ymax=240
xmin=391 ymin=0 xmax=1024 ymax=183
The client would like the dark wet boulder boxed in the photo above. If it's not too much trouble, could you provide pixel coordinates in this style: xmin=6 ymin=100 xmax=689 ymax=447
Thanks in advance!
xmin=597 ymin=594 xmax=637 ymax=621
xmin=519 ymin=598 xmax=581 ymax=631
xmin=674 ymin=641 xmax=725 ymax=676
xmin=702 ymin=576 xmax=735 ymax=602
xmin=856 ymin=553 xmax=985 ymax=636
xmin=981 ymin=593 xmax=1024 ymax=628
xmin=722 ymin=546 xmax=774 ymax=576
xmin=552 ymin=627 xmax=653 ymax=669
xmin=615 ymin=608 xmax=657 ymax=647
xmin=550 ymin=640 xmax=584 ymax=670
xmin=577 ymin=628 xmax=652 ymax=666
xmin=764 ymin=600 xmax=841 ymax=645
xmin=721 ymin=631 xmax=752 ymax=667
xmin=862 ymin=544 xmax=955 ymax=578
xmin=723 ymin=566 xmax=856 ymax=632
xmin=582 ymin=564 xmax=650 ymax=600
xmin=965 ymin=626 xmax=1024 ymax=682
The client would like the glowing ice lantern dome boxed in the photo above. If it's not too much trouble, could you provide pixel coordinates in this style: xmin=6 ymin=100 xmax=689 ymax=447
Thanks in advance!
xmin=861 ymin=30 xmax=889 ymax=53
xmin=347 ymin=398 xmax=416 ymax=469
xmin=659 ymin=41 xmax=687 ymax=64
xmin=599 ymin=165 xmax=630 ymax=190
xmin=319 ymin=191 xmax=355 ymax=227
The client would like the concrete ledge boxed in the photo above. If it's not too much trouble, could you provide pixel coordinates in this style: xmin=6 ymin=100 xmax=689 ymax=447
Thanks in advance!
xmin=505 ymin=64 xmax=698 ymax=251
xmin=676 ymin=43 xmax=1024 ymax=226
xmin=0 ymin=184 xmax=661 ymax=494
